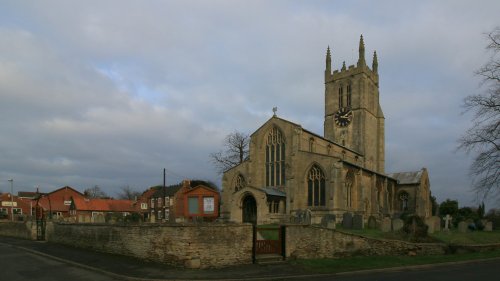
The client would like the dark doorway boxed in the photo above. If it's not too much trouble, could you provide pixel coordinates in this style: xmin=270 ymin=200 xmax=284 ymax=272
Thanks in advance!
xmin=242 ymin=195 xmax=257 ymax=224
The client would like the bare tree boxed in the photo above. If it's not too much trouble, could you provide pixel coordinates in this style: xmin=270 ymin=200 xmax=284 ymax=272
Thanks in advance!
xmin=83 ymin=185 xmax=109 ymax=199
xmin=458 ymin=27 xmax=500 ymax=201
xmin=210 ymin=130 xmax=250 ymax=174
xmin=117 ymin=185 xmax=141 ymax=200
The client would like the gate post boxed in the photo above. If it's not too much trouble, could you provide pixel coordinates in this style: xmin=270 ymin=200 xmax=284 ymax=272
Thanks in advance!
xmin=280 ymin=225 xmax=286 ymax=260
xmin=252 ymin=224 xmax=256 ymax=263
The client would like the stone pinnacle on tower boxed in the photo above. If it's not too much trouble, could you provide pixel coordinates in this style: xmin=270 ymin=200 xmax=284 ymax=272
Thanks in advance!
xmin=372 ymin=51 xmax=378 ymax=73
xmin=326 ymin=46 xmax=332 ymax=74
xmin=357 ymin=34 xmax=366 ymax=67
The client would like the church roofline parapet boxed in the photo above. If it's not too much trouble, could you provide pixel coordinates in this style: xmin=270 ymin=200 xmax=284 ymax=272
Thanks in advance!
xmin=325 ymin=64 xmax=379 ymax=85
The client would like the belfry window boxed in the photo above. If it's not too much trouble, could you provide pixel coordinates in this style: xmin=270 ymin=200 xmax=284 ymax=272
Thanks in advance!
xmin=339 ymin=85 xmax=344 ymax=108
xmin=347 ymin=83 xmax=352 ymax=107
xmin=265 ymin=127 xmax=285 ymax=187
xmin=307 ymin=165 xmax=326 ymax=207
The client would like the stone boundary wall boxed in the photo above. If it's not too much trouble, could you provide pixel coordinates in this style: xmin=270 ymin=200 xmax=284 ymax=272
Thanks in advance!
xmin=47 ymin=223 xmax=253 ymax=268
xmin=0 ymin=221 xmax=36 ymax=240
xmin=286 ymin=225 xmax=447 ymax=259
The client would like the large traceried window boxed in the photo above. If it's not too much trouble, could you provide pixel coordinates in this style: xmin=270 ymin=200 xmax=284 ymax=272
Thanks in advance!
xmin=266 ymin=127 xmax=286 ymax=187
xmin=307 ymin=165 xmax=326 ymax=207
xmin=345 ymin=170 xmax=354 ymax=208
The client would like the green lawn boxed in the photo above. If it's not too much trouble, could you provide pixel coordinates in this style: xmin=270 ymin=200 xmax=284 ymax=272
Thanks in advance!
xmin=256 ymin=224 xmax=281 ymax=240
xmin=430 ymin=230 xmax=500 ymax=245
xmin=337 ymin=225 xmax=500 ymax=245
xmin=293 ymin=250 xmax=500 ymax=274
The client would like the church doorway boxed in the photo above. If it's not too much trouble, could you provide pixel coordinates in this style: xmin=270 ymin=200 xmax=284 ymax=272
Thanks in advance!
xmin=242 ymin=195 xmax=257 ymax=224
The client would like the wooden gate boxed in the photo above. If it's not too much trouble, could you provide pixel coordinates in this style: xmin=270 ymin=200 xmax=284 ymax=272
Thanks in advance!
xmin=253 ymin=225 xmax=285 ymax=258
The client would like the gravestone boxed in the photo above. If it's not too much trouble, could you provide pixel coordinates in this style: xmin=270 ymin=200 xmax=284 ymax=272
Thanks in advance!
xmin=367 ymin=216 xmax=378 ymax=229
xmin=321 ymin=214 xmax=336 ymax=228
xmin=443 ymin=214 xmax=452 ymax=231
xmin=392 ymin=218 xmax=404 ymax=231
xmin=433 ymin=216 xmax=441 ymax=232
xmin=458 ymin=221 xmax=468 ymax=233
xmin=381 ymin=217 xmax=391 ymax=232
xmin=426 ymin=216 xmax=440 ymax=234
xmin=484 ymin=221 xmax=493 ymax=232
xmin=342 ymin=212 xmax=353 ymax=229
xmin=327 ymin=221 xmax=336 ymax=229
xmin=353 ymin=214 xmax=364 ymax=230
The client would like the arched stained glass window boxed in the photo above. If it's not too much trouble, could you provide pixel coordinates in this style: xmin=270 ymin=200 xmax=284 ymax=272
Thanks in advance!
xmin=265 ymin=127 xmax=285 ymax=187
xmin=307 ymin=165 xmax=326 ymax=207
xmin=234 ymin=174 xmax=245 ymax=192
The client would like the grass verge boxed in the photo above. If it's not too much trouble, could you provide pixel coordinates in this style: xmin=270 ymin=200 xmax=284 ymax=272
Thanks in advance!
xmin=293 ymin=250 xmax=500 ymax=274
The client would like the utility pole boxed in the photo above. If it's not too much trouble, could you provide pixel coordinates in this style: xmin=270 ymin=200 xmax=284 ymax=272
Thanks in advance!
xmin=8 ymin=179 xmax=13 ymax=221
xmin=163 ymin=168 xmax=166 ymax=222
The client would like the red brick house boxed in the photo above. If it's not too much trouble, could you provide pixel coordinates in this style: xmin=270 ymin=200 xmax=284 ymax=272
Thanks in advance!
xmin=182 ymin=184 xmax=220 ymax=222
xmin=0 ymin=193 xmax=32 ymax=220
xmin=147 ymin=180 xmax=220 ymax=222
xmin=133 ymin=187 xmax=159 ymax=221
xmin=36 ymin=186 xmax=86 ymax=219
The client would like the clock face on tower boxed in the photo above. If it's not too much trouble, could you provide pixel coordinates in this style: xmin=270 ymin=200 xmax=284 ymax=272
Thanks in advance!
xmin=334 ymin=107 xmax=353 ymax=127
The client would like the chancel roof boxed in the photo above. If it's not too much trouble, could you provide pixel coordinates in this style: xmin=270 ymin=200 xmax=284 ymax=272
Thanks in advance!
xmin=388 ymin=170 xmax=423 ymax=185
xmin=262 ymin=187 xmax=286 ymax=197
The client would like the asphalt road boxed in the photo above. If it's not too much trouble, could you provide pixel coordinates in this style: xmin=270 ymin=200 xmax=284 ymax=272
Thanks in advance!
xmin=291 ymin=259 xmax=500 ymax=281
xmin=0 ymin=242 xmax=118 ymax=281
xmin=1 ymin=236 xmax=499 ymax=281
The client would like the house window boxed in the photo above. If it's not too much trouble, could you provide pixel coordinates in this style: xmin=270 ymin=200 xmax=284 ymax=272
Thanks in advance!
xmin=307 ymin=165 xmax=326 ymax=207
xmin=157 ymin=197 xmax=162 ymax=207
xmin=157 ymin=210 xmax=162 ymax=219
xmin=203 ymin=197 xmax=215 ymax=214
xmin=234 ymin=174 xmax=245 ymax=192
xmin=265 ymin=127 xmax=285 ymax=187
xmin=164 ymin=209 xmax=170 ymax=220
xmin=165 ymin=196 xmax=170 ymax=206
xmin=170 ymin=198 xmax=174 ymax=206
xmin=150 ymin=198 xmax=154 ymax=208
xmin=345 ymin=170 xmax=354 ymax=208
xmin=399 ymin=191 xmax=409 ymax=211
xmin=141 ymin=203 xmax=147 ymax=209
xmin=13 ymin=208 xmax=22 ymax=215
xmin=188 ymin=197 xmax=199 ymax=215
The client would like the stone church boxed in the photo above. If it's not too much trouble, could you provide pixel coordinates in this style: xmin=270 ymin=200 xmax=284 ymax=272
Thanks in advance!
xmin=220 ymin=36 xmax=432 ymax=225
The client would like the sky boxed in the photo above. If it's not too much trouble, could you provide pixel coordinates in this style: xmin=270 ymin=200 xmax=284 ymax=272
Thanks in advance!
xmin=0 ymin=1 xmax=498 ymax=208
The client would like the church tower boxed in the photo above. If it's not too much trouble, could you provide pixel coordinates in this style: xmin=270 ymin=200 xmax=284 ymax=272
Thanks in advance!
xmin=324 ymin=35 xmax=385 ymax=173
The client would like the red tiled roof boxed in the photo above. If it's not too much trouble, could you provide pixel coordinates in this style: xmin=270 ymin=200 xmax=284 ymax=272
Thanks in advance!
xmin=73 ymin=198 xmax=135 ymax=212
